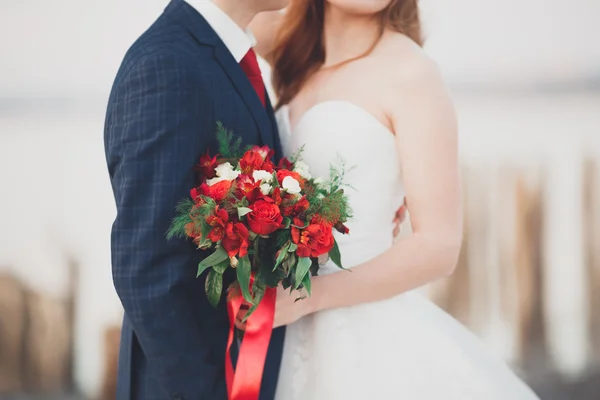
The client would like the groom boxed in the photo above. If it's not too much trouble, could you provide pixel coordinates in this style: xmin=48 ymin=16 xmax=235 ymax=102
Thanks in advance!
xmin=104 ymin=0 xmax=288 ymax=399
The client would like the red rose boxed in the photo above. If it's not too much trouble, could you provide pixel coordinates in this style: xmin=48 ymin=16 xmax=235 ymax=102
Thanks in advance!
xmin=205 ymin=206 xmax=229 ymax=242
xmin=247 ymin=199 xmax=284 ymax=235
xmin=197 ymin=180 xmax=232 ymax=203
xmin=276 ymin=170 xmax=305 ymax=188
xmin=291 ymin=220 xmax=335 ymax=258
xmin=195 ymin=152 xmax=218 ymax=180
xmin=282 ymin=196 xmax=310 ymax=217
xmin=236 ymin=174 xmax=260 ymax=203
xmin=222 ymin=222 xmax=250 ymax=258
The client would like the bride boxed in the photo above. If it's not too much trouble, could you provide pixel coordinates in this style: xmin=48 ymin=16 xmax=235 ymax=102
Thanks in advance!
xmin=244 ymin=1 xmax=541 ymax=398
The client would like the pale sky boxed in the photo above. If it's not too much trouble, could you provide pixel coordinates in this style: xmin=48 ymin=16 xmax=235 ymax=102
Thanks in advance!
xmin=1 ymin=0 xmax=599 ymax=97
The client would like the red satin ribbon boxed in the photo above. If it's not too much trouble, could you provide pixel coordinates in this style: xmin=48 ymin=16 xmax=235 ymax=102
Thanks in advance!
xmin=226 ymin=280 xmax=276 ymax=400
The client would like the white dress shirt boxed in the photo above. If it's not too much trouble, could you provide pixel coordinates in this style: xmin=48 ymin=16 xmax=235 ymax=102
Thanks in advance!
xmin=185 ymin=0 xmax=256 ymax=63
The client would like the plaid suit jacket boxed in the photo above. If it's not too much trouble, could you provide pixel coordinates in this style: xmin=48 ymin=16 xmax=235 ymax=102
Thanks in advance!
xmin=104 ymin=1 xmax=284 ymax=398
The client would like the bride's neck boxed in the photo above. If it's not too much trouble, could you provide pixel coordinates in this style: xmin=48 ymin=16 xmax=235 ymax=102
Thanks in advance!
xmin=323 ymin=5 xmax=382 ymax=68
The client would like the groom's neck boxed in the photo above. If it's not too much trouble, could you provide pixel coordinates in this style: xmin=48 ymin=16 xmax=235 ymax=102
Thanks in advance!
xmin=212 ymin=0 xmax=258 ymax=29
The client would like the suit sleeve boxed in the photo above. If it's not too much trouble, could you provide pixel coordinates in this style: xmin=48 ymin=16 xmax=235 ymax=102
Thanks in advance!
xmin=105 ymin=52 xmax=221 ymax=399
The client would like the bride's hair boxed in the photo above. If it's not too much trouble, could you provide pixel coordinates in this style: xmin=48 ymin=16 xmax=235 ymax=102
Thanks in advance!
xmin=270 ymin=0 xmax=423 ymax=109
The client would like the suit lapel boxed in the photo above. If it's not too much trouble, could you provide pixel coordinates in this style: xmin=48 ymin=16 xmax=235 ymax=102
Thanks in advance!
xmin=264 ymin=92 xmax=283 ymax=160
xmin=212 ymin=46 xmax=274 ymax=147
xmin=167 ymin=0 xmax=274 ymax=147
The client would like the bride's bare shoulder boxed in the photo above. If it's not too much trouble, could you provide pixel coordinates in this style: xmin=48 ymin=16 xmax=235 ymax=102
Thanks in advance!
xmin=374 ymin=32 xmax=444 ymax=89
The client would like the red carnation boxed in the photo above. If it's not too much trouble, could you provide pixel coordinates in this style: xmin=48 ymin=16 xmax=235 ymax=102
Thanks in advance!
xmin=247 ymin=199 xmax=284 ymax=235
xmin=222 ymin=222 xmax=250 ymax=258
xmin=291 ymin=219 xmax=335 ymax=258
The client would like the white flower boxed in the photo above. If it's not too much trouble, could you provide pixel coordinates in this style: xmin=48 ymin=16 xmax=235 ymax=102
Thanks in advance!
xmin=260 ymin=183 xmax=272 ymax=195
xmin=293 ymin=161 xmax=312 ymax=179
xmin=282 ymin=176 xmax=301 ymax=194
xmin=253 ymin=170 xmax=273 ymax=183
xmin=215 ymin=162 xmax=240 ymax=180
xmin=206 ymin=176 xmax=226 ymax=186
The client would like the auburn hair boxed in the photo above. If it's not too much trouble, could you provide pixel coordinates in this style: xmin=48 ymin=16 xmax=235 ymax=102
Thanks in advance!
xmin=270 ymin=0 xmax=423 ymax=108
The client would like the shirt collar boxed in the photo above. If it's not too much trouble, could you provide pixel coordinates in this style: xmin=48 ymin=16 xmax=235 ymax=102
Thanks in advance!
xmin=185 ymin=0 xmax=255 ymax=63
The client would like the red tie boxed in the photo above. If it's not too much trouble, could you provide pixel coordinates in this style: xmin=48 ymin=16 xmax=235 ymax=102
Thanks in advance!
xmin=239 ymin=48 xmax=266 ymax=107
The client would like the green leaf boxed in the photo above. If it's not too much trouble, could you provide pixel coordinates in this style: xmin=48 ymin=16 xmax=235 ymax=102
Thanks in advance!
xmin=273 ymin=243 xmax=291 ymax=271
xmin=236 ymin=256 xmax=253 ymax=303
xmin=301 ymin=272 xmax=312 ymax=296
xmin=329 ymin=239 xmax=346 ymax=270
xmin=282 ymin=217 xmax=292 ymax=229
xmin=205 ymin=270 xmax=223 ymax=307
xmin=197 ymin=246 xmax=228 ymax=277
xmin=288 ymin=243 xmax=298 ymax=252
xmin=213 ymin=259 xmax=230 ymax=274
xmin=295 ymin=257 xmax=312 ymax=289
xmin=244 ymin=282 xmax=265 ymax=322
xmin=237 ymin=207 xmax=253 ymax=219
xmin=166 ymin=199 xmax=195 ymax=240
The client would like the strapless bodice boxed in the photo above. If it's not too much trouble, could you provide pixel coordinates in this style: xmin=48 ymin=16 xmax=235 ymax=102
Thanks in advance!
xmin=277 ymin=101 xmax=405 ymax=270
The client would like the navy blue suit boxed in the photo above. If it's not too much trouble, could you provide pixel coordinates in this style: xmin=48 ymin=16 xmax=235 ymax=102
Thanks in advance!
xmin=104 ymin=1 xmax=284 ymax=398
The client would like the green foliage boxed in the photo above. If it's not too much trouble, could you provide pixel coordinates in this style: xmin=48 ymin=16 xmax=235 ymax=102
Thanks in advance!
xmin=288 ymin=145 xmax=305 ymax=164
xmin=301 ymin=272 xmax=312 ymax=296
xmin=216 ymin=122 xmax=243 ymax=159
xmin=197 ymin=246 xmax=228 ymax=277
xmin=237 ymin=256 xmax=253 ymax=303
xmin=205 ymin=270 xmax=223 ymax=307
xmin=244 ymin=281 xmax=265 ymax=321
xmin=294 ymin=257 xmax=312 ymax=290
xmin=166 ymin=198 xmax=195 ymax=240
xmin=329 ymin=239 xmax=346 ymax=270
xmin=274 ymin=242 xmax=291 ymax=271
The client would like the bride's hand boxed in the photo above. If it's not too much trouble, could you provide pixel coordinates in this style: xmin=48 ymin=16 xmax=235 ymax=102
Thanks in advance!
xmin=273 ymin=285 xmax=312 ymax=329
xmin=234 ymin=285 xmax=314 ymax=331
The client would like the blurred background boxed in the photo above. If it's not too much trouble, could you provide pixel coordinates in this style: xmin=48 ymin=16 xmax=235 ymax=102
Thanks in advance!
xmin=1 ymin=0 xmax=599 ymax=399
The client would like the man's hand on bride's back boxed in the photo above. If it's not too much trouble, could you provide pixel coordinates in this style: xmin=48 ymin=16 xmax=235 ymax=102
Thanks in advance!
xmin=393 ymin=198 xmax=408 ymax=237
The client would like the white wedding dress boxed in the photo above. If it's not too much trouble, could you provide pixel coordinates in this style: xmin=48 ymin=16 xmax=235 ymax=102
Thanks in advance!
xmin=274 ymin=101 xmax=540 ymax=400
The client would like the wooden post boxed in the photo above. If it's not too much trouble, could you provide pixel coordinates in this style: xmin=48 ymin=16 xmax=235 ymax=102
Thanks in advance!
xmin=584 ymin=159 xmax=600 ymax=361
xmin=0 ymin=273 xmax=27 ymax=393
xmin=100 ymin=326 xmax=121 ymax=400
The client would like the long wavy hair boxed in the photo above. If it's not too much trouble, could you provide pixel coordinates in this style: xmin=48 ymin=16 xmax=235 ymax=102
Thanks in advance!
xmin=270 ymin=0 xmax=423 ymax=108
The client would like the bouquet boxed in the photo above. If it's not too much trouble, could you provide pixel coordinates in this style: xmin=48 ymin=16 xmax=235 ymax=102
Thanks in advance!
xmin=167 ymin=123 xmax=351 ymax=400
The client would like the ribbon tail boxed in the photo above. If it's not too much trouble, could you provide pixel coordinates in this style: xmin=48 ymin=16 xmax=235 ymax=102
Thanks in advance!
xmin=226 ymin=286 xmax=277 ymax=400
xmin=226 ymin=285 xmax=244 ymax=397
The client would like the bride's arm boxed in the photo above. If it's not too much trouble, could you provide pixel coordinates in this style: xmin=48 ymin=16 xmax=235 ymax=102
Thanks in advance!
xmin=249 ymin=10 xmax=285 ymax=60
xmin=274 ymin=57 xmax=462 ymax=326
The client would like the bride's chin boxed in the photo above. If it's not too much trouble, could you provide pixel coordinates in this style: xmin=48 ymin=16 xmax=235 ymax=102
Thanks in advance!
xmin=324 ymin=0 xmax=392 ymax=16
